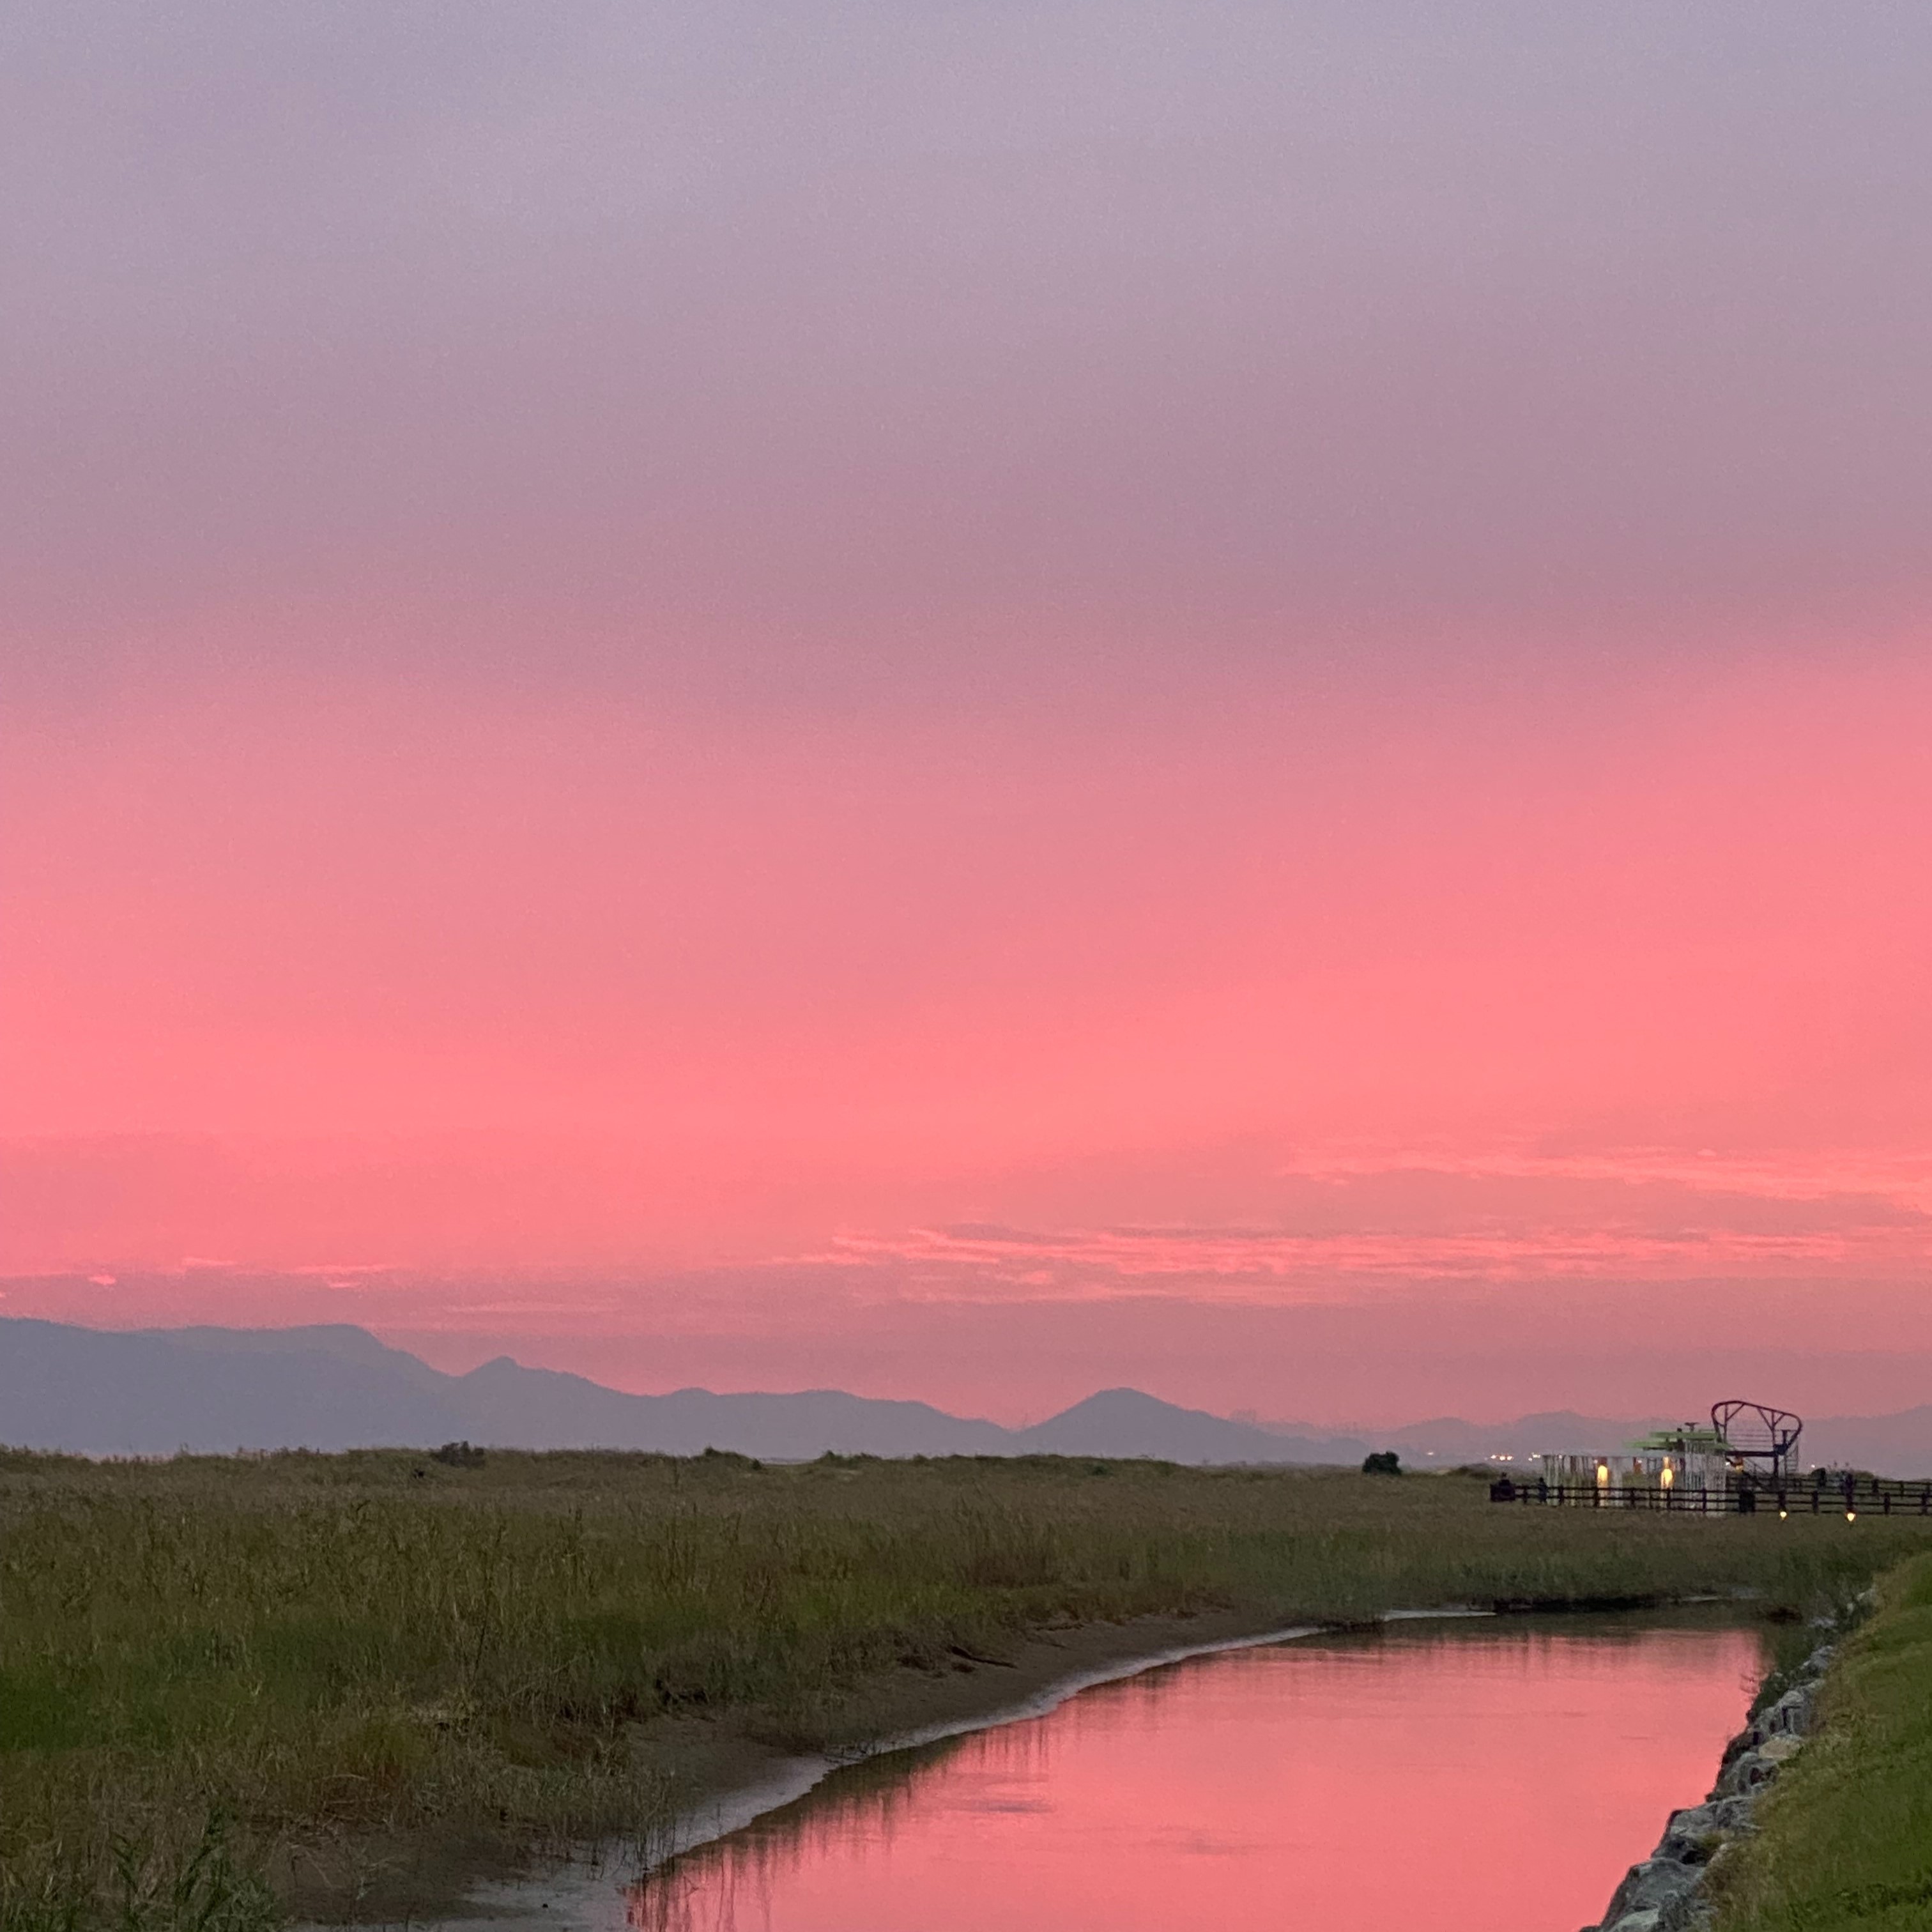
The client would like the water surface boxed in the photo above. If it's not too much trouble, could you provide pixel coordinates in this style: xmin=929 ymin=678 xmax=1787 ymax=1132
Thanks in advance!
xmin=627 ymin=1619 xmax=1763 ymax=1932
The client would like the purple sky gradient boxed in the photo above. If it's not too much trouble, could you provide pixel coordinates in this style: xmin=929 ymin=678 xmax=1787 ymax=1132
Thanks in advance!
xmin=7 ymin=2 xmax=1931 ymax=706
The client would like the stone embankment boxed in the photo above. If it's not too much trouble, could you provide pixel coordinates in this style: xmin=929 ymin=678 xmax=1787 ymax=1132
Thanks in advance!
xmin=1588 ymin=1641 xmax=1833 ymax=1932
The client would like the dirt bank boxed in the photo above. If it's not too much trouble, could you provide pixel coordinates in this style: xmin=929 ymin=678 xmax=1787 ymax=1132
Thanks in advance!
xmin=636 ymin=1604 xmax=1329 ymax=1827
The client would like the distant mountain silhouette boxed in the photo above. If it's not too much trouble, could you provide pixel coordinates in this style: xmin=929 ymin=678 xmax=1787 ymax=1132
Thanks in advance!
xmin=5 ymin=1317 xmax=1928 ymax=1472
xmin=0 ymin=1319 xmax=1351 ymax=1462
xmin=1016 ymin=1387 xmax=1364 ymax=1464
xmin=2 ymin=1319 xmax=466 ymax=1455
xmin=445 ymin=1355 xmax=1015 ymax=1457
xmin=1799 ymin=1410 xmax=1932 ymax=1478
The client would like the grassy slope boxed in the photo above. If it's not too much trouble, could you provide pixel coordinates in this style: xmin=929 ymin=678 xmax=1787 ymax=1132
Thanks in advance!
xmin=1713 ymin=1552 xmax=1932 ymax=1932
xmin=3 ymin=1446 xmax=1924 ymax=1932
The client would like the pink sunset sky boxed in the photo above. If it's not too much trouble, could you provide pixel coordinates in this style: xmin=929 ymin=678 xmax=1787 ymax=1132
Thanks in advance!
xmin=5 ymin=4 xmax=1931 ymax=1424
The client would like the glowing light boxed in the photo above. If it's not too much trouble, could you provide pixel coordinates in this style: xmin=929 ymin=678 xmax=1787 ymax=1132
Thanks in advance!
xmin=1596 ymin=1463 xmax=1610 ymax=1485
xmin=1660 ymin=1464 xmax=1675 ymax=1489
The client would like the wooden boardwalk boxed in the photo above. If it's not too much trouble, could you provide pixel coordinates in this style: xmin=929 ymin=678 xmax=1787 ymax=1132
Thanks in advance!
xmin=1490 ymin=1471 xmax=1932 ymax=1515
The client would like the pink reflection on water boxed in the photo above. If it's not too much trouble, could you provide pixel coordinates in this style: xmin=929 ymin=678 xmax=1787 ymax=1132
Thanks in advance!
xmin=629 ymin=1623 xmax=1764 ymax=1932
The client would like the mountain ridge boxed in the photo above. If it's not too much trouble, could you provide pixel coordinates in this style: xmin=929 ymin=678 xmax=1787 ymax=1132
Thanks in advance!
xmin=3 ymin=1316 xmax=1927 ymax=1472
xmin=0 ymin=1317 xmax=1365 ymax=1462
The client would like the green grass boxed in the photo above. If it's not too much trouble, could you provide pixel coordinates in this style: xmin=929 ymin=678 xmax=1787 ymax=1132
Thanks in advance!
xmin=1712 ymin=1551 xmax=1932 ymax=1932
xmin=3 ymin=1446 xmax=1924 ymax=1932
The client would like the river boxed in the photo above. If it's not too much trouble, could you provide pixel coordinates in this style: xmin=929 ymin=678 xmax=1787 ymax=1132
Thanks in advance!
xmin=496 ymin=1614 xmax=1766 ymax=1932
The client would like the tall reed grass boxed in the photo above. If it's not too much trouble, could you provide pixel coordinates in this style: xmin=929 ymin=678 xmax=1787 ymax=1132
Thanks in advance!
xmin=3 ymin=1446 xmax=1920 ymax=1932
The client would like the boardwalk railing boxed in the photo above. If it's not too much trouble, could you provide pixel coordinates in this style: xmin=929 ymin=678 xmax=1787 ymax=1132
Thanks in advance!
xmin=1489 ymin=1473 xmax=1932 ymax=1516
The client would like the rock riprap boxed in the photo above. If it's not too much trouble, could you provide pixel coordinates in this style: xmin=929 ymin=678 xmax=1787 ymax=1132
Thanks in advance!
xmin=1587 ymin=1644 xmax=1832 ymax=1932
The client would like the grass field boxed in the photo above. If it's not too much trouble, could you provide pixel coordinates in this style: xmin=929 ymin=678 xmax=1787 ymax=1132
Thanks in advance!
xmin=4 ymin=1446 xmax=1924 ymax=1932
xmin=1712 ymin=1549 xmax=1932 ymax=1932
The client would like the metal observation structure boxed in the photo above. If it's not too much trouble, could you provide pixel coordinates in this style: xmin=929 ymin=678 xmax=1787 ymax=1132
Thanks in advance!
xmin=1709 ymin=1400 xmax=1803 ymax=1483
